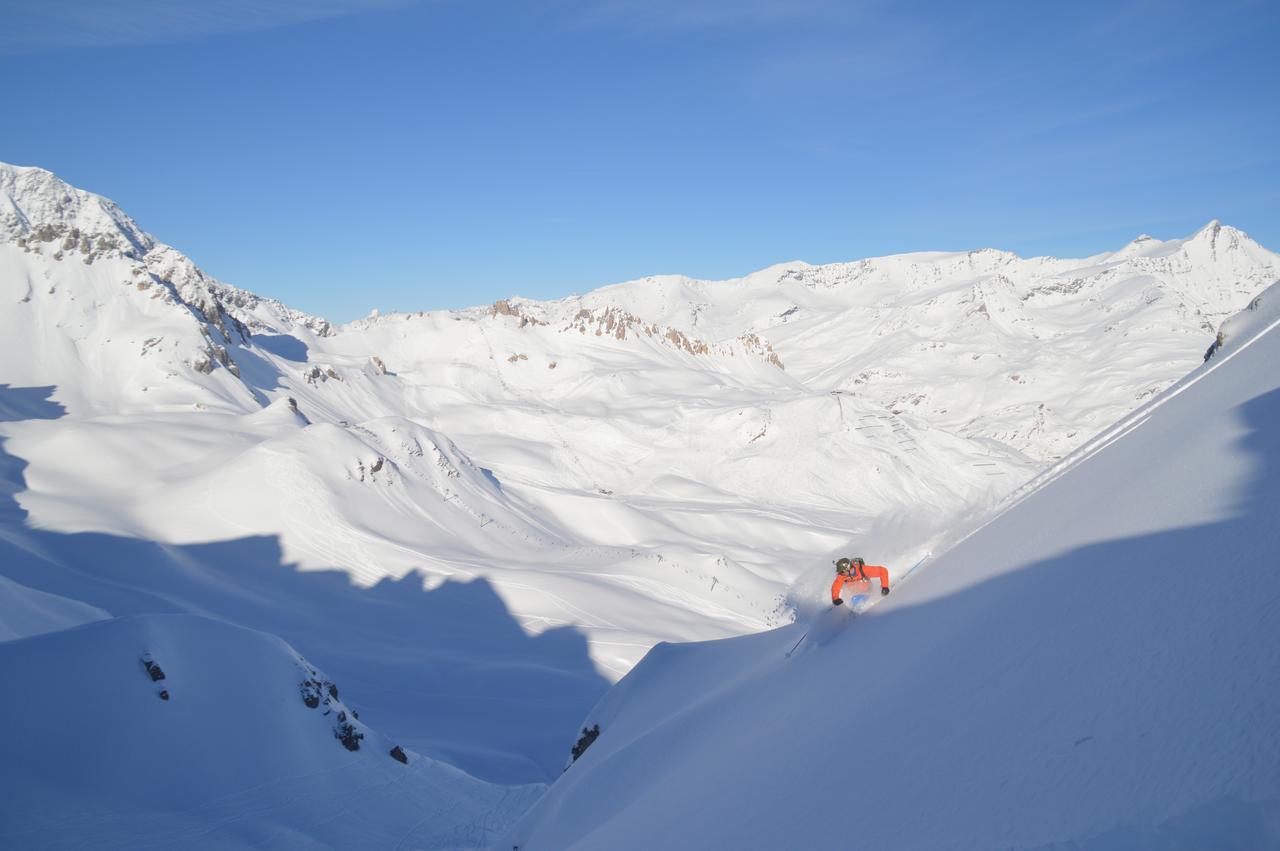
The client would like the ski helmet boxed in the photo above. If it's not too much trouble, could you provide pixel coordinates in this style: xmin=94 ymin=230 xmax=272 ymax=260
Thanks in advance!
xmin=835 ymin=557 xmax=851 ymax=575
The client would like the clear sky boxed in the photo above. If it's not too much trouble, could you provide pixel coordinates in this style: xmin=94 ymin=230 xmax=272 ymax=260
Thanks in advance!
xmin=3 ymin=0 xmax=1278 ymax=322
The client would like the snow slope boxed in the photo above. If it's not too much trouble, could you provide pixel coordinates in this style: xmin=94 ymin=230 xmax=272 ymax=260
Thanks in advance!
xmin=0 ymin=613 xmax=541 ymax=849
xmin=0 ymin=573 xmax=108 ymax=641
xmin=505 ymin=284 xmax=1280 ymax=849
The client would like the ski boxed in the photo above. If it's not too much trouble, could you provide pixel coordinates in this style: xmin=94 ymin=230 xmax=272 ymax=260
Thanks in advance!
xmin=784 ymin=630 xmax=808 ymax=658
xmin=896 ymin=552 xmax=931 ymax=585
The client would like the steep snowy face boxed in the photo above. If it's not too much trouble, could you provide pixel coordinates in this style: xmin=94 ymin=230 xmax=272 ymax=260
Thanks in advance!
xmin=1 ymin=164 xmax=249 ymax=413
xmin=505 ymin=284 xmax=1280 ymax=851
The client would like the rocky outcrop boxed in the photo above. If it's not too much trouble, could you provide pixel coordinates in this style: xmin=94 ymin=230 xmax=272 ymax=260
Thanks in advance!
xmin=211 ymin=282 xmax=333 ymax=337
xmin=566 ymin=306 xmax=658 ymax=341
xmin=303 ymin=365 xmax=342 ymax=384
xmin=737 ymin=333 xmax=784 ymax=370
xmin=140 ymin=652 xmax=170 ymax=702
xmin=141 ymin=653 xmax=166 ymax=681
xmin=569 ymin=724 xmax=600 ymax=765
xmin=563 ymin=307 xmax=784 ymax=369
xmin=334 ymin=713 xmax=364 ymax=751
xmin=298 ymin=667 xmax=368 ymax=753
xmin=13 ymin=223 xmax=136 ymax=265
xmin=491 ymin=299 xmax=546 ymax=328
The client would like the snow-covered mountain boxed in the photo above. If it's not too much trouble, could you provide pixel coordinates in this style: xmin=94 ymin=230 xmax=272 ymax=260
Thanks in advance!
xmin=1 ymin=160 xmax=1277 ymax=845
xmin=504 ymin=281 xmax=1280 ymax=851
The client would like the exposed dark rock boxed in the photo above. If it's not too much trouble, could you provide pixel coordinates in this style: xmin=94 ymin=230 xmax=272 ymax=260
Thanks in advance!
xmin=570 ymin=724 xmax=601 ymax=763
xmin=389 ymin=745 xmax=408 ymax=764
xmin=299 ymin=668 xmax=369 ymax=751
xmin=334 ymin=720 xmax=364 ymax=751
xmin=300 ymin=678 xmax=324 ymax=709
xmin=490 ymin=299 xmax=545 ymax=327
xmin=142 ymin=658 xmax=166 ymax=681
xmin=158 ymin=689 xmax=170 ymax=701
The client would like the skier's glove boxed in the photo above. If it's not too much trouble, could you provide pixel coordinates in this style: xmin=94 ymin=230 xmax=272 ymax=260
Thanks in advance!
xmin=881 ymin=586 xmax=891 ymax=596
xmin=832 ymin=598 xmax=844 ymax=606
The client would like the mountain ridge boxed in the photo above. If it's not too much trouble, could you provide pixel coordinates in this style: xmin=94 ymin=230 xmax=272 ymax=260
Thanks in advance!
xmin=4 ymin=160 xmax=1271 ymax=351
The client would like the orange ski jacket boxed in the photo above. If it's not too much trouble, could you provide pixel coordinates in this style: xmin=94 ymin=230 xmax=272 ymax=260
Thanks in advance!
xmin=831 ymin=563 xmax=890 ymax=603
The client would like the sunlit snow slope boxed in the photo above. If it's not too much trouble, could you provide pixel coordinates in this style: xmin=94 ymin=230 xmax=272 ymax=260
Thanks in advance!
xmin=506 ymin=286 xmax=1280 ymax=850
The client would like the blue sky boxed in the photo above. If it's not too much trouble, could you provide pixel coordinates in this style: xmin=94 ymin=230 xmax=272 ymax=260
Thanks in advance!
xmin=4 ymin=0 xmax=1278 ymax=322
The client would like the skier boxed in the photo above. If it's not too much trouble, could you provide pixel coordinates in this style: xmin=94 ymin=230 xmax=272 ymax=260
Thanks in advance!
xmin=831 ymin=557 xmax=891 ymax=606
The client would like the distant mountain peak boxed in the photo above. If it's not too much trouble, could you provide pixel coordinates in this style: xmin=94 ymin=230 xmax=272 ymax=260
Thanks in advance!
xmin=0 ymin=160 xmax=332 ymax=341
xmin=0 ymin=161 xmax=153 ymax=257
xmin=1178 ymin=219 xmax=1269 ymax=265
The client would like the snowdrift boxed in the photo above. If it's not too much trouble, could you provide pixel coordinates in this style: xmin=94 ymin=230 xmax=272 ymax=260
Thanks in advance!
xmin=0 ymin=613 xmax=541 ymax=849
xmin=506 ymin=285 xmax=1280 ymax=849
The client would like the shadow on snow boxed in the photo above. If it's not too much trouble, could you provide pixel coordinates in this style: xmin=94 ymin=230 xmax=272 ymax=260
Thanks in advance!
xmin=0 ymin=384 xmax=608 ymax=786
xmin=753 ymin=381 xmax=1280 ymax=848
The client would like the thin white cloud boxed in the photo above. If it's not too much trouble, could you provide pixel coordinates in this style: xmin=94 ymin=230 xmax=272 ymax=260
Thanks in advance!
xmin=0 ymin=0 xmax=417 ymax=54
